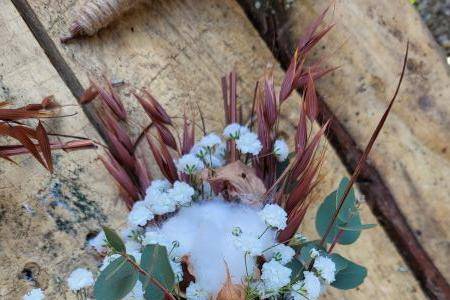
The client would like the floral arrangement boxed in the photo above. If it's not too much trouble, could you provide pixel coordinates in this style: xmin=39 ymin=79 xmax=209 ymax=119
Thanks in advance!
xmin=21 ymin=8 xmax=408 ymax=300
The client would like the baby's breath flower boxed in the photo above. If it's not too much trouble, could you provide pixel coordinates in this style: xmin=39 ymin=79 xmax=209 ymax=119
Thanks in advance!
xmin=310 ymin=248 xmax=320 ymax=259
xmin=273 ymin=139 xmax=289 ymax=162
xmin=186 ymin=282 xmax=209 ymax=300
xmin=261 ymin=260 xmax=292 ymax=291
xmin=292 ymin=233 xmax=308 ymax=244
xmin=147 ymin=192 xmax=177 ymax=215
xmin=199 ymin=133 xmax=222 ymax=148
xmin=67 ymin=268 xmax=94 ymax=291
xmin=128 ymin=201 xmax=154 ymax=227
xmin=264 ymin=244 xmax=295 ymax=265
xmin=259 ymin=204 xmax=287 ymax=230
xmin=168 ymin=181 xmax=195 ymax=206
xmin=235 ymin=131 xmax=262 ymax=155
xmin=88 ymin=230 xmax=107 ymax=253
xmin=313 ymin=256 xmax=336 ymax=284
xmin=291 ymin=271 xmax=321 ymax=300
xmin=22 ymin=288 xmax=45 ymax=300
xmin=176 ymin=154 xmax=205 ymax=174
xmin=145 ymin=179 xmax=171 ymax=198
xmin=233 ymin=231 xmax=264 ymax=256
xmin=223 ymin=123 xmax=249 ymax=139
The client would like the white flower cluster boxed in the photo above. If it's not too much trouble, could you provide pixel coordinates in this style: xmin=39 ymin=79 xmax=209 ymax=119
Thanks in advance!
xmin=273 ymin=139 xmax=289 ymax=162
xmin=223 ymin=123 xmax=263 ymax=155
xmin=289 ymin=253 xmax=337 ymax=300
xmin=127 ymin=180 xmax=195 ymax=227
xmin=186 ymin=282 xmax=209 ymax=300
xmin=259 ymin=204 xmax=287 ymax=230
xmin=67 ymin=268 xmax=94 ymax=291
xmin=22 ymin=288 xmax=44 ymax=300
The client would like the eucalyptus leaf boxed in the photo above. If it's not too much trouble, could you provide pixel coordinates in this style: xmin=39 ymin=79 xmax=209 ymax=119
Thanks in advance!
xmin=94 ymin=256 xmax=138 ymax=300
xmin=140 ymin=245 xmax=175 ymax=300
xmin=331 ymin=260 xmax=367 ymax=290
xmin=335 ymin=177 xmax=357 ymax=221
xmin=329 ymin=253 xmax=348 ymax=273
xmin=338 ymin=224 xmax=377 ymax=231
xmin=298 ymin=241 xmax=326 ymax=265
xmin=102 ymin=226 xmax=126 ymax=253
xmin=286 ymin=258 xmax=304 ymax=282
xmin=315 ymin=179 xmax=362 ymax=245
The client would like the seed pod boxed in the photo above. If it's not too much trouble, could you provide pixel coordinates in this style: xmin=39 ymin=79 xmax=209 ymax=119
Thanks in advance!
xmin=61 ymin=0 xmax=141 ymax=43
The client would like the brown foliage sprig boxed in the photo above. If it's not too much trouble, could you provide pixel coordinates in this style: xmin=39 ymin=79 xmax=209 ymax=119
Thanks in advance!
xmin=0 ymin=96 xmax=97 ymax=172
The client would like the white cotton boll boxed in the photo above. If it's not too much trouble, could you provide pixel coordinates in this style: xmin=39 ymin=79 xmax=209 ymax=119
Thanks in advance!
xmin=176 ymin=154 xmax=205 ymax=174
xmin=88 ymin=230 xmax=107 ymax=253
xmin=168 ymin=181 xmax=195 ymax=206
xmin=23 ymin=288 xmax=45 ymax=300
xmin=223 ymin=123 xmax=249 ymax=139
xmin=199 ymin=133 xmax=222 ymax=148
xmin=158 ymin=200 xmax=276 ymax=296
xmin=124 ymin=280 xmax=145 ymax=300
xmin=291 ymin=271 xmax=321 ymax=300
xmin=273 ymin=139 xmax=289 ymax=162
xmin=128 ymin=201 xmax=154 ymax=227
xmin=261 ymin=260 xmax=292 ymax=292
xmin=264 ymin=243 xmax=295 ymax=265
xmin=100 ymin=254 xmax=121 ymax=271
xmin=186 ymin=282 xmax=209 ymax=300
xmin=147 ymin=192 xmax=177 ymax=215
xmin=313 ymin=256 xmax=336 ymax=284
xmin=126 ymin=240 xmax=141 ymax=254
xmin=235 ymin=132 xmax=262 ymax=155
xmin=67 ymin=268 xmax=94 ymax=291
xmin=259 ymin=204 xmax=287 ymax=230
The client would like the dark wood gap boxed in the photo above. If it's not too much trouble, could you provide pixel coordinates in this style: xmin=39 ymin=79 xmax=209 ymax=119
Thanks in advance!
xmin=236 ymin=1 xmax=450 ymax=299
xmin=11 ymin=0 xmax=109 ymax=142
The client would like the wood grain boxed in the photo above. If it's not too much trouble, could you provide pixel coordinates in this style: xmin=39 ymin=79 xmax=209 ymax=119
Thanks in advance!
xmin=0 ymin=1 xmax=127 ymax=299
xmin=4 ymin=0 xmax=426 ymax=298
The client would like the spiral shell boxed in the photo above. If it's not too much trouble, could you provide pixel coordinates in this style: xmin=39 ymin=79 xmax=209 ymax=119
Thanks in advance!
xmin=61 ymin=0 xmax=141 ymax=42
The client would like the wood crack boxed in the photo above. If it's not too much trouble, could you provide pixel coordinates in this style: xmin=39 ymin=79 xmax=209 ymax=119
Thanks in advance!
xmin=11 ymin=0 xmax=108 ymax=142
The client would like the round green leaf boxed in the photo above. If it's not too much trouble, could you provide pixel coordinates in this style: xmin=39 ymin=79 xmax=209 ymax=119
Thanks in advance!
xmin=140 ymin=245 xmax=175 ymax=300
xmin=331 ymin=260 xmax=367 ymax=290
xmin=315 ymin=190 xmax=362 ymax=245
xmin=286 ymin=258 xmax=304 ymax=283
xmin=329 ymin=253 xmax=348 ymax=273
xmin=94 ymin=256 xmax=138 ymax=300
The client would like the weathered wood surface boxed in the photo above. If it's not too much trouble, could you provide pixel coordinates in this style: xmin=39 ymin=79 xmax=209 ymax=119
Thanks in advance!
xmin=2 ymin=0 xmax=427 ymax=298
xmin=239 ymin=0 xmax=450 ymax=295
xmin=0 ymin=1 xmax=127 ymax=299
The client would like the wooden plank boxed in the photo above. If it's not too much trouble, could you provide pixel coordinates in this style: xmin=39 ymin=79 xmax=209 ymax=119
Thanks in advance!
xmin=237 ymin=0 xmax=450 ymax=297
xmin=12 ymin=0 xmax=425 ymax=298
xmin=0 ymin=2 xmax=127 ymax=299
